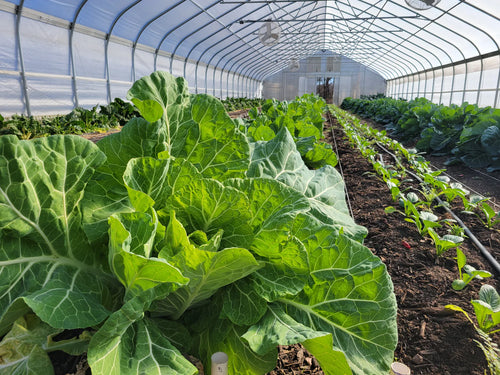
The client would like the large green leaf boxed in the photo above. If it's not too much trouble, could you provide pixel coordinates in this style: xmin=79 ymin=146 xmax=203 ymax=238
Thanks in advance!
xmin=128 ymin=71 xmax=250 ymax=180
xmin=481 ymin=125 xmax=500 ymax=156
xmin=242 ymin=304 xmax=329 ymax=355
xmin=108 ymin=212 xmax=188 ymax=300
xmin=154 ymin=241 xmax=261 ymax=320
xmin=0 ymin=135 xmax=120 ymax=334
xmin=165 ymin=178 xmax=254 ymax=248
xmin=127 ymin=70 xmax=190 ymax=135
xmin=247 ymin=128 xmax=366 ymax=240
xmin=123 ymin=156 xmax=202 ymax=212
xmin=82 ymin=118 xmax=169 ymax=242
xmin=193 ymin=318 xmax=277 ymax=375
xmin=0 ymin=314 xmax=90 ymax=375
xmin=282 ymin=216 xmax=398 ymax=374
xmin=87 ymin=284 xmax=197 ymax=375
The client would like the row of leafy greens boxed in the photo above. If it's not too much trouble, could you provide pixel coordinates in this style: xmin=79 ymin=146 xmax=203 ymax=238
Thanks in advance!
xmin=0 ymin=71 xmax=397 ymax=375
xmin=0 ymin=97 xmax=140 ymax=140
xmin=242 ymin=94 xmax=338 ymax=170
xmin=341 ymin=96 xmax=500 ymax=171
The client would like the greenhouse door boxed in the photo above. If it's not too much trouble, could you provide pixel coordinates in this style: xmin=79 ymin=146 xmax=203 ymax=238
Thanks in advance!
xmin=316 ymin=77 xmax=334 ymax=103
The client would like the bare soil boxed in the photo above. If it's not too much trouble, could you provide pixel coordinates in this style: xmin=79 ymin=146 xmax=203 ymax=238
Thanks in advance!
xmin=57 ymin=111 xmax=500 ymax=374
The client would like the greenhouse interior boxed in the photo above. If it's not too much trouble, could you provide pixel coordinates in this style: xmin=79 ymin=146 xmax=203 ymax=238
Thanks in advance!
xmin=0 ymin=1 xmax=499 ymax=375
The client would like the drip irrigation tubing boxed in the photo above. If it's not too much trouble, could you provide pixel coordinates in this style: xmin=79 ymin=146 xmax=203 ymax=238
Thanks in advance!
xmin=375 ymin=141 xmax=500 ymax=276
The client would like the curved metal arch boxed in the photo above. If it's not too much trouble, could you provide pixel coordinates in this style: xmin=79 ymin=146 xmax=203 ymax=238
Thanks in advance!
xmin=385 ymin=0 xmax=499 ymax=105
xmin=230 ymin=22 xmax=416 ymax=89
xmin=203 ymin=1 xmax=321 ymax=96
xmin=131 ymin=1 xmax=185 ymax=82
xmin=440 ymin=3 xmax=499 ymax=105
xmin=183 ymin=2 xmax=271 ymax=94
xmin=104 ymin=0 xmax=142 ymax=103
xmin=16 ymin=0 xmax=31 ymax=116
xmin=216 ymin=5 xmax=337 ymax=93
xmin=152 ymin=3 xmax=213 ymax=74
xmin=322 ymin=0 xmax=463 ymax=103
xmin=205 ymin=0 xmax=322 ymax=95
xmin=210 ymin=1 xmax=326 ymax=91
xmin=244 ymin=45 xmax=407 ymax=92
xmin=177 ymin=2 xmax=248 ymax=91
xmin=69 ymin=0 xmax=90 ymax=109
xmin=206 ymin=2 xmax=445 ymax=85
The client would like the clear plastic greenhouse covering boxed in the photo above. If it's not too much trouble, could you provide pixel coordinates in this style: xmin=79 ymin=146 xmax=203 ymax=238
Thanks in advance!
xmin=0 ymin=0 xmax=498 ymax=116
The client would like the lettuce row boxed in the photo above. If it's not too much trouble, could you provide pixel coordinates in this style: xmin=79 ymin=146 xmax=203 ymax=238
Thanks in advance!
xmin=0 ymin=71 xmax=397 ymax=375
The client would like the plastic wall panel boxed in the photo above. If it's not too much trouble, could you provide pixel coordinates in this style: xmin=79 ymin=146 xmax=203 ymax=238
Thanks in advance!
xmin=463 ymin=91 xmax=478 ymax=104
xmin=481 ymin=57 xmax=499 ymax=90
xmin=440 ymin=93 xmax=451 ymax=105
xmin=171 ymin=58 xmax=184 ymax=81
xmin=134 ymin=49 xmax=155 ymax=79
xmin=0 ymin=11 xmax=17 ymax=71
xmin=204 ymin=66 xmax=215 ymax=93
xmin=478 ymin=91 xmax=496 ymax=108
xmin=76 ymin=78 xmax=107 ymax=108
xmin=108 ymin=42 xmax=133 ymax=82
xmin=388 ymin=54 xmax=500 ymax=108
xmin=155 ymin=55 xmax=172 ymax=78
xmin=21 ymin=19 xmax=70 ymax=75
xmin=212 ymin=68 xmax=221 ymax=96
xmin=185 ymin=62 xmax=196 ymax=93
xmin=466 ymin=61 xmax=482 ymax=90
xmin=73 ymin=33 xmax=106 ymax=79
xmin=0 ymin=73 xmax=25 ymax=115
xmin=110 ymin=81 xmax=131 ymax=102
xmin=25 ymin=75 xmax=73 ymax=114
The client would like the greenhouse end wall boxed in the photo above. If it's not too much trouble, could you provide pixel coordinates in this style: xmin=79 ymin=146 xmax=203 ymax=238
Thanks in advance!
xmin=262 ymin=52 xmax=386 ymax=105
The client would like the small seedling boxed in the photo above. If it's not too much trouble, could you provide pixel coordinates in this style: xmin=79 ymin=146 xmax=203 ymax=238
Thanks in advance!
xmin=478 ymin=202 xmax=500 ymax=229
xmin=452 ymin=248 xmax=492 ymax=290
xmin=427 ymin=228 xmax=463 ymax=257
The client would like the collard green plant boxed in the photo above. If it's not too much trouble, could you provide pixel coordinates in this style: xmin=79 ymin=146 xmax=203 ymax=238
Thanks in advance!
xmin=448 ymin=285 xmax=500 ymax=335
xmin=427 ymin=228 xmax=463 ymax=257
xmin=452 ymin=248 xmax=492 ymax=291
xmin=0 ymin=71 xmax=397 ymax=375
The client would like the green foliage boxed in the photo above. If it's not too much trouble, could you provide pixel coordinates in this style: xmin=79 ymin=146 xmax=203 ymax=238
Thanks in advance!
xmin=243 ymin=94 xmax=338 ymax=169
xmin=446 ymin=301 xmax=500 ymax=374
xmin=221 ymin=97 xmax=265 ymax=112
xmin=448 ymin=285 xmax=500 ymax=335
xmin=0 ymin=71 xmax=397 ymax=375
xmin=0 ymin=98 xmax=140 ymax=139
xmin=341 ymin=96 xmax=500 ymax=170
xmin=452 ymin=248 xmax=492 ymax=291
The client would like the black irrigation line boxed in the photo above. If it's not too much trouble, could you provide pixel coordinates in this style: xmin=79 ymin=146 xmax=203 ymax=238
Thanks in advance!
xmin=327 ymin=109 xmax=500 ymax=276
xmin=376 ymin=141 xmax=500 ymax=276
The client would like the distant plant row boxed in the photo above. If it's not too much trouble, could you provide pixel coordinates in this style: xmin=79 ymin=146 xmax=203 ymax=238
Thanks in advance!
xmin=0 ymin=97 xmax=265 ymax=139
xmin=341 ymin=96 xmax=500 ymax=171
xmin=0 ymin=98 xmax=141 ymax=139
xmin=221 ymin=97 xmax=265 ymax=112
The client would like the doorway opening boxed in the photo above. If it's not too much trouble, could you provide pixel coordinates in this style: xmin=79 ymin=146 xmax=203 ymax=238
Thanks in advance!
xmin=316 ymin=77 xmax=334 ymax=103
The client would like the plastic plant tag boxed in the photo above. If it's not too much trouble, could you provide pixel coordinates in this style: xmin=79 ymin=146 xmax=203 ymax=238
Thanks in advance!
xmin=390 ymin=362 xmax=411 ymax=375
xmin=211 ymin=352 xmax=228 ymax=375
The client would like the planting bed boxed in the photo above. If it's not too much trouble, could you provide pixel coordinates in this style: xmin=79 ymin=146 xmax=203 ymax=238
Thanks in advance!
xmin=322 ymin=114 xmax=500 ymax=375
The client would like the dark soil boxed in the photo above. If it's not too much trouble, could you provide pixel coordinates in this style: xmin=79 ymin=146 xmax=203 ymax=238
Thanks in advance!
xmin=58 ymin=110 xmax=500 ymax=374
